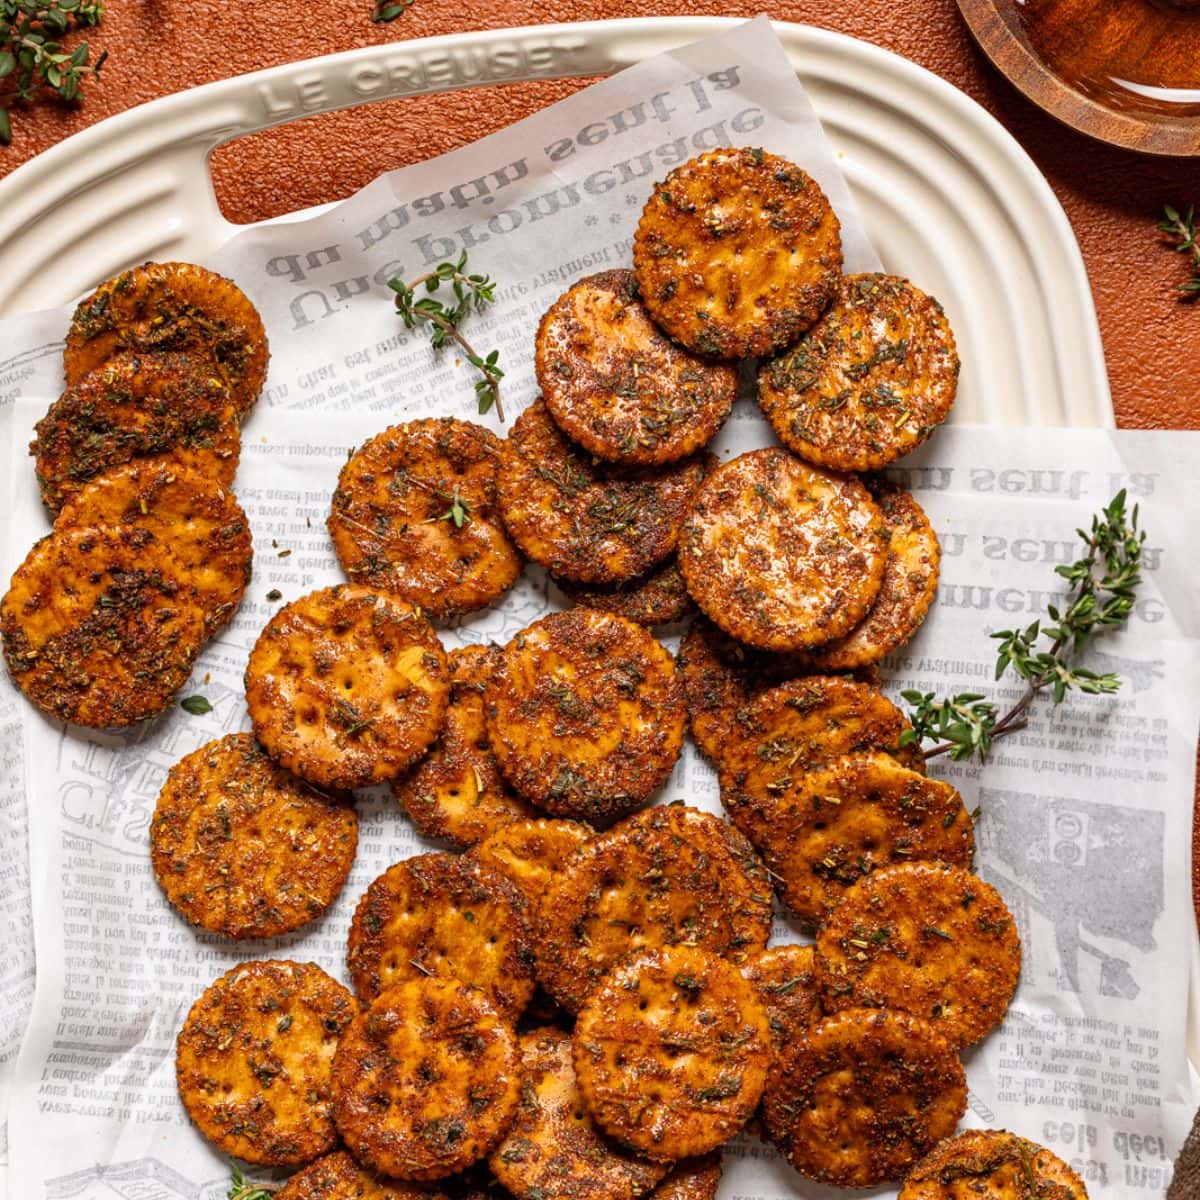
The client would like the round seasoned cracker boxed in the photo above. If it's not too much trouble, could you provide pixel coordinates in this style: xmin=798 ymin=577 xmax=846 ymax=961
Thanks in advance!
xmin=633 ymin=148 xmax=842 ymax=359
xmin=471 ymin=818 xmax=593 ymax=909
xmin=175 ymin=960 xmax=356 ymax=1166
xmin=486 ymin=609 xmax=685 ymax=822
xmin=329 ymin=419 xmax=522 ymax=619
xmin=815 ymin=862 xmax=1021 ymax=1048
xmin=346 ymin=852 xmax=535 ymax=1019
xmin=31 ymin=350 xmax=240 ymax=515
xmin=803 ymin=484 xmax=941 ymax=670
xmin=651 ymin=1155 xmax=722 ymax=1200
xmin=65 ymin=261 xmax=269 ymax=416
xmin=496 ymin=399 xmax=705 ymax=585
xmin=758 ymin=274 xmax=959 ymax=471
xmin=331 ymin=977 xmax=521 ymax=1180
xmin=536 ymin=269 xmax=736 ymax=464
xmin=1 ymin=525 xmax=208 ymax=728
xmin=150 ymin=732 xmax=358 ymax=939
xmin=393 ymin=645 xmax=535 ymax=848
xmin=740 ymin=945 xmax=821 ymax=1050
xmin=677 ymin=448 xmax=888 ymax=651
xmin=245 ymin=585 xmax=450 ymax=791
xmin=55 ymin=458 xmax=252 ymax=636
xmin=716 ymin=675 xmax=924 ymax=847
xmin=899 ymin=1129 xmax=1090 ymax=1199
xmin=536 ymin=805 xmax=772 ymax=1014
xmin=556 ymin=556 xmax=692 ymax=628
xmin=275 ymin=1151 xmax=452 ymax=1200
xmin=761 ymin=1007 xmax=967 ymax=1188
xmin=748 ymin=751 xmax=975 ymax=923
xmin=573 ymin=946 xmax=771 ymax=1161
xmin=489 ymin=1027 xmax=669 ymax=1200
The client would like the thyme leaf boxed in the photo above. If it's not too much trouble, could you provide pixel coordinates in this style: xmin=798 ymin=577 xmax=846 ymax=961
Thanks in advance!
xmin=1159 ymin=204 xmax=1200 ymax=299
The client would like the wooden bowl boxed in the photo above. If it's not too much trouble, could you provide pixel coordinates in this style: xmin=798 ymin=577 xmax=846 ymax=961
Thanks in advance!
xmin=955 ymin=0 xmax=1200 ymax=155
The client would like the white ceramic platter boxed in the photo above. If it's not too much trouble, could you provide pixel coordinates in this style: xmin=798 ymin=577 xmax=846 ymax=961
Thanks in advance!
xmin=0 ymin=17 xmax=1111 ymax=427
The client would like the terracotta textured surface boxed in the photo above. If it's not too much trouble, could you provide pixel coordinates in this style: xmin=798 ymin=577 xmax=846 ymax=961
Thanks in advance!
xmin=1 ymin=2 xmax=1198 ymax=904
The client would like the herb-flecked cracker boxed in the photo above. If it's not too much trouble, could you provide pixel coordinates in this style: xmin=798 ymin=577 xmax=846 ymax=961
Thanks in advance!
xmin=275 ymin=1151 xmax=453 ymax=1200
xmin=761 ymin=1007 xmax=967 ymax=1188
xmin=471 ymin=818 xmax=593 ymax=910
xmin=64 ymin=261 xmax=269 ymax=416
xmin=556 ymin=556 xmax=692 ymax=628
xmin=346 ymin=851 xmax=535 ymax=1019
xmin=758 ymin=274 xmax=959 ymax=471
xmin=573 ymin=946 xmax=771 ymax=1161
xmin=150 ymin=733 xmax=358 ymax=939
xmin=245 ymin=585 xmax=449 ymax=791
xmin=496 ymin=399 xmax=705 ymax=585
xmin=536 ymin=805 xmax=771 ymax=1014
xmin=716 ymin=675 xmax=924 ymax=847
xmin=486 ymin=609 xmax=686 ymax=821
xmin=175 ymin=960 xmax=355 ymax=1166
xmin=740 ymin=945 xmax=822 ymax=1050
xmin=1 ymin=525 xmax=208 ymax=728
xmin=651 ymin=1155 xmax=722 ymax=1200
xmin=393 ymin=644 xmax=535 ymax=848
xmin=678 ymin=448 xmax=888 ymax=651
xmin=488 ymin=1027 xmax=669 ymax=1200
xmin=31 ymin=349 xmax=240 ymax=515
xmin=331 ymin=976 xmax=521 ymax=1180
xmin=328 ymin=419 xmax=522 ymax=619
xmin=898 ymin=1129 xmax=1090 ymax=1200
xmin=633 ymin=148 xmax=842 ymax=359
xmin=815 ymin=862 xmax=1020 ymax=1047
xmin=56 ymin=457 xmax=252 ymax=636
xmin=748 ymin=751 xmax=974 ymax=922
xmin=536 ymin=269 xmax=736 ymax=464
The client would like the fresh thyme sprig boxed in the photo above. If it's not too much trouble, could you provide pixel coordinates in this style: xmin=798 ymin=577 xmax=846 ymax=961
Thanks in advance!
xmin=228 ymin=1167 xmax=277 ymax=1200
xmin=900 ymin=490 xmax=1145 ymax=763
xmin=1159 ymin=204 xmax=1200 ymax=298
xmin=425 ymin=487 xmax=471 ymax=529
xmin=388 ymin=253 xmax=505 ymax=421
xmin=0 ymin=0 xmax=107 ymax=145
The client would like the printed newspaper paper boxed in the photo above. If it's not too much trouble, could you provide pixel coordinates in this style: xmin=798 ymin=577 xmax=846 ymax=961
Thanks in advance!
xmin=0 ymin=17 xmax=1197 ymax=1200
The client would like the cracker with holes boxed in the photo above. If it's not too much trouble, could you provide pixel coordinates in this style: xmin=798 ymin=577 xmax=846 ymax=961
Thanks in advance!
xmin=633 ymin=148 xmax=842 ymax=359
xmin=815 ymin=862 xmax=1020 ymax=1047
xmin=489 ymin=1027 xmax=668 ymax=1200
xmin=65 ymin=261 xmax=269 ymax=415
xmin=573 ymin=946 xmax=771 ymax=1161
xmin=803 ymin=484 xmax=941 ymax=670
xmin=1 ymin=525 xmax=209 ymax=728
xmin=716 ymin=675 xmax=923 ymax=846
xmin=678 ymin=448 xmax=888 ymax=651
xmin=751 ymin=751 xmax=974 ymax=923
xmin=328 ymin=419 xmax=522 ymax=619
xmin=55 ymin=458 xmax=252 ymax=636
xmin=537 ymin=806 xmax=771 ymax=1014
xmin=536 ymin=269 xmax=736 ymax=464
xmin=394 ymin=644 xmax=535 ymax=848
xmin=556 ymin=556 xmax=692 ymax=628
xmin=346 ymin=851 xmax=535 ymax=1019
xmin=486 ymin=609 xmax=685 ymax=822
xmin=245 ymin=584 xmax=449 ymax=791
xmin=32 ymin=349 xmax=240 ymax=515
xmin=331 ymin=976 xmax=521 ymax=1180
xmin=740 ymin=945 xmax=822 ymax=1050
xmin=471 ymin=818 xmax=593 ymax=910
xmin=758 ymin=274 xmax=959 ymax=471
xmin=651 ymin=1155 xmax=723 ymax=1200
xmin=275 ymin=1151 xmax=452 ymax=1200
xmin=150 ymin=733 xmax=358 ymax=939
xmin=761 ymin=1007 xmax=967 ymax=1188
xmin=496 ymin=399 xmax=705 ymax=585
xmin=175 ymin=959 xmax=355 ymax=1166
xmin=899 ymin=1129 xmax=1090 ymax=1200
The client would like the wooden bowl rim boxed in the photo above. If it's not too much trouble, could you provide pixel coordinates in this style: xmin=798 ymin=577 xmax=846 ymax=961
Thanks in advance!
xmin=954 ymin=0 xmax=1200 ymax=157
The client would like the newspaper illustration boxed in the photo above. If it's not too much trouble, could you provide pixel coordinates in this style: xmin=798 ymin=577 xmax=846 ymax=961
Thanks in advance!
xmin=0 ymin=17 xmax=1197 ymax=1200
